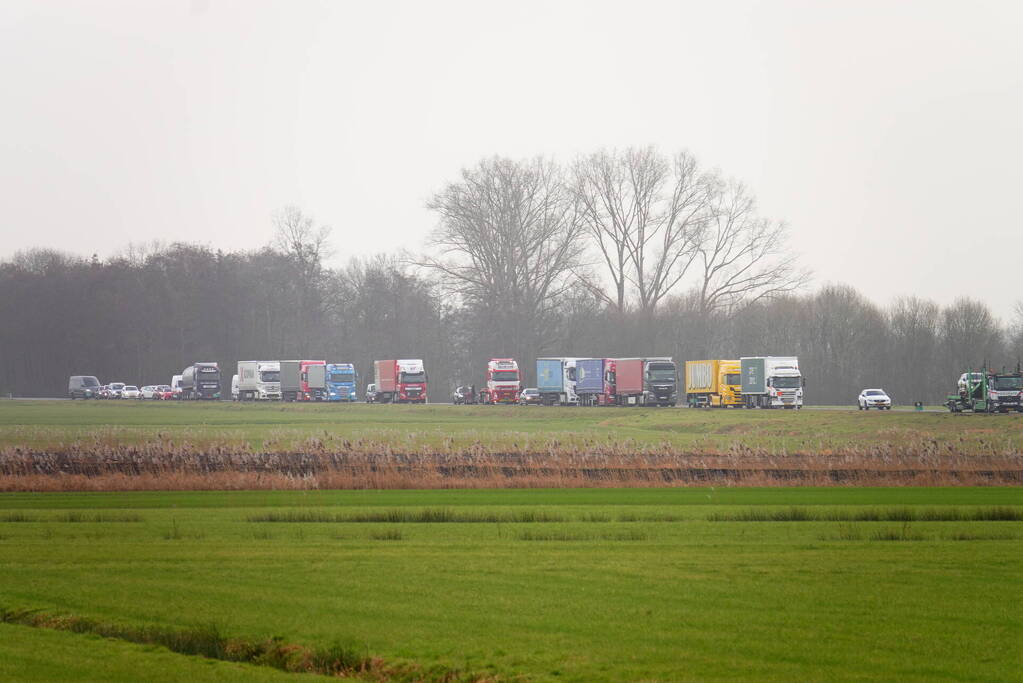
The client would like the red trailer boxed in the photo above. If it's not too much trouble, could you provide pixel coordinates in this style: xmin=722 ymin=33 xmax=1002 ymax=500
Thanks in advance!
xmin=615 ymin=359 xmax=645 ymax=405
xmin=299 ymin=360 xmax=326 ymax=401
xmin=614 ymin=357 xmax=678 ymax=406
xmin=373 ymin=359 xmax=427 ymax=403
xmin=375 ymin=360 xmax=397 ymax=397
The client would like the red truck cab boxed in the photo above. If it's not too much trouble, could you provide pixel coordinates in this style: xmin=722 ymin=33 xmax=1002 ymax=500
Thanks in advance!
xmin=299 ymin=360 xmax=326 ymax=401
xmin=478 ymin=358 xmax=521 ymax=404
xmin=374 ymin=359 xmax=428 ymax=403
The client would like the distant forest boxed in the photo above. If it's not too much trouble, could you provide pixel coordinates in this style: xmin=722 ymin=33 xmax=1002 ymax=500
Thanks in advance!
xmin=2 ymin=149 xmax=1021 ymax=404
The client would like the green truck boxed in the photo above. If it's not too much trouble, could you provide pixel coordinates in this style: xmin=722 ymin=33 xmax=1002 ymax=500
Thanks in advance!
xmin=945 ymin=369 xmax=1023 ymax=413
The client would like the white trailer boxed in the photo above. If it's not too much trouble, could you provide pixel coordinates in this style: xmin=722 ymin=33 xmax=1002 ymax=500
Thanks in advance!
xmin=237 ymin=361 xmax=281 ymax=401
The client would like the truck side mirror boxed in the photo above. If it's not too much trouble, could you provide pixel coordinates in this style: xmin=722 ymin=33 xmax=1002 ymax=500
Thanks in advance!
xmin=802 ymin=377 xmax=806 ymax=387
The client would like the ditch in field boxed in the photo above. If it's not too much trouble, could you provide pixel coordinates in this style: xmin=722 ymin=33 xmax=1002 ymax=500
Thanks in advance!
xmin=0 ymin=607 xmax=490 ymax=682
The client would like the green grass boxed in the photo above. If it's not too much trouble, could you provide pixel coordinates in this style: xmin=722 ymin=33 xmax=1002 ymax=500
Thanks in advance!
xmin=0 ymin=623 xmax=330 ymax=682
xmin=1 ymin=488 xmax=1021 ymax=681
xmin=1 ymin=399 xmax=1021 ymax=454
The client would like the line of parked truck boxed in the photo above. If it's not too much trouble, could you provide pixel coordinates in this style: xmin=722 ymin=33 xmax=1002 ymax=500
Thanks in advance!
xmin=453 ymin=356 xmax=805 ymax=408
xmin=63 ymin=356 xmax=1023 ymax=413
xmin=69 ymin=359 xmax=410 ymax=403
xmin=67 ymin=355 xmax=809 ymax=408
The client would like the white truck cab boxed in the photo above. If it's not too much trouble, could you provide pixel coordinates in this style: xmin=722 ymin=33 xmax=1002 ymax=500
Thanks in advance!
xmin=237 ymin=361 xmax=281 ymax=401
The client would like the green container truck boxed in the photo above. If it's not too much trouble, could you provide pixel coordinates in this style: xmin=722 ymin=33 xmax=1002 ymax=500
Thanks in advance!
xmin=739 ymin=356 xmax=803 ymax=409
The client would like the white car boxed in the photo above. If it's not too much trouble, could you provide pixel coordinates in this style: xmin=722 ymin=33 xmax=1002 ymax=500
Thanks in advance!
xmin=140 ymin=385 xmax=161 ymax=400
xmin=121 ymin=385 xmax=142 ymax=400
xmin=858 ymin=388 xmax=891 ymax=410
xmin=108 ymin=382 xmax=126 ymax=398
xmin=957 ymin=372 xmax=985 ymax=392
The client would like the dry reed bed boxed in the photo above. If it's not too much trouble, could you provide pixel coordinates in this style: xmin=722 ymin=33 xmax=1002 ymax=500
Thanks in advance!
xmin=1 ymin=437 xmax=1021 ymax=490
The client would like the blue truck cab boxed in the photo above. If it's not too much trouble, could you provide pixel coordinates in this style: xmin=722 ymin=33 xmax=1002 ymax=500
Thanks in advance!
xmin=325 ymin=363 xmax=358 ymax=402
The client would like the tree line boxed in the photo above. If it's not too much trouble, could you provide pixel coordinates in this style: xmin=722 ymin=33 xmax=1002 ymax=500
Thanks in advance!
xmin=2 ymin=148 xmax=1021 ymax=404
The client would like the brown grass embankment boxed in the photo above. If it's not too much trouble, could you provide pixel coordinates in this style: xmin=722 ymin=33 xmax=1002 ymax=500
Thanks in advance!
xmin=1 ymin=436 xmax=1021 ymax=490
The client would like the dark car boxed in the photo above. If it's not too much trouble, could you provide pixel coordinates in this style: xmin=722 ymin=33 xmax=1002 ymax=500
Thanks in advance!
xmin=519 ymin=387 xmax=541 ymax=405
xmin=452 ymin=385 xmax=476 ymax=405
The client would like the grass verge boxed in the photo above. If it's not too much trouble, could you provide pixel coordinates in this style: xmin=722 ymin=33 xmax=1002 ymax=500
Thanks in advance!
xmin=0 ymin=607 xmax=486 ymax=682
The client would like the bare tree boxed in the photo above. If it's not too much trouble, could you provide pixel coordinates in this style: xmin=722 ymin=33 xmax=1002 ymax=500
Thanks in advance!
xmin=421 ymin=156 xmax=583 ymax=360
xmin=270 ymin=206 xmax=333 ymax=351
xmin=272 ymin=205 xmax=332 ymax=271
xmin=887 ymin=296 xmax=941 ymax=402
xmin=1007 ymin=301 xmax=1023 ymax=363
xmin=693 ymin=180 xmax=810 ymax=316
xmin=573 ymin=147 xmax=711 ymax=313
xmin=941 ymin=297 xmax=1004 ymax=374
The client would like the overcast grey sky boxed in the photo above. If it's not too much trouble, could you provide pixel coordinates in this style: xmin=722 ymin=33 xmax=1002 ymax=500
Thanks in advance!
xmin=2 ymin=1 xmax=1021 ymax=317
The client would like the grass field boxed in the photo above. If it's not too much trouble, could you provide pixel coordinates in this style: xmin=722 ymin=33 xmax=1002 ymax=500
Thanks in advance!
xmin=1 ymin=400 xmax=1016 ymax=452
xmin=2 ymin=400 xmax=1022 ymax=489
xmin=1 ymin=488 xmax=1021 ymax=681
xmin=1 ymin=402 xmax=1021 ymax=679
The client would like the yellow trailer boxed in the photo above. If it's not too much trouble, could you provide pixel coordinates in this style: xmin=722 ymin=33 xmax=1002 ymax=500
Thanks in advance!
xmin=685 ymin=360 xmax=742 ymax=407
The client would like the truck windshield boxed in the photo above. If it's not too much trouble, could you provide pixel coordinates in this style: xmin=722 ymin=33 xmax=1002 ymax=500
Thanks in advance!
xmin=724 ymin=373 xmax=740 ymax=386
xmin=491 ymin=371 xmax=518 ymax=381
xmin=773 ymin=376 xmax=802 ymax=388
xmin=994 ymin=376 xmax=1023 ymax=390
xmin=259 ymin=371 xmax=280 ymax=382
xmin=330 ymin=373 xmax=355 ymax=383
xmin=647 ymin=364 xmax=676 ymax=381
xmin=83 ymin=377 xmax=99 ymax=387
xmin=401 ymin=372 xmax=426 ymax=383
